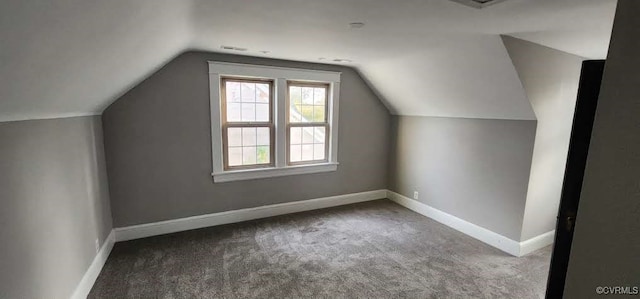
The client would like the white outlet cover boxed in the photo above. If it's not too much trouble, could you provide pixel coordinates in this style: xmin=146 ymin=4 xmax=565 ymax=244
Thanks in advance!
xmin=413 ymin=191 xmax=419 ymax=200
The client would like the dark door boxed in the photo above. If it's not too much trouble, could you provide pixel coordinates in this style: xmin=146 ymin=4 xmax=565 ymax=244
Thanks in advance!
xmin=545 ymin=60 xmax=606 ymax=298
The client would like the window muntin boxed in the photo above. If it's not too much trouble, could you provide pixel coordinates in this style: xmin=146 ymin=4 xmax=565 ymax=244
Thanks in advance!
xmin=287 ymin=82 xmax=329 ymax=165
xmin=221 ymin=77 xmax=274 ymax=170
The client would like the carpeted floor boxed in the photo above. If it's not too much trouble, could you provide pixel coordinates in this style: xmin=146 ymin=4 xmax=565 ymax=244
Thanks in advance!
xmin=89 ymin=199 xmax=551 ymax=298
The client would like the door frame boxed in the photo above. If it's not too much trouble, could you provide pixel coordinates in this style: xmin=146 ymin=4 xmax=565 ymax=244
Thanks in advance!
xmin=545 ymin=60 xmax=606 ymax=298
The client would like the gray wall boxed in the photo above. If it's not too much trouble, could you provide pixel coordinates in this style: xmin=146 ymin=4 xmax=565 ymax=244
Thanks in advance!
xmin=503 ymin=36 xmax=585 ymax=241
xmin=565 ymin=0 xmax=640 ymax=297
xmin=102 ymin=51 xmax=391 ymax=227
xmin=0 ymin=116 xmax=112 ymax=299
xmin=389 ymin=116 xmax=536 ymax=241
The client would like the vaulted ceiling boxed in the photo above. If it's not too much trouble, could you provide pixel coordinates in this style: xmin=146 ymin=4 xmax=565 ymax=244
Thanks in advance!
xmin=0 ymin=0 xmax=617 ymax=122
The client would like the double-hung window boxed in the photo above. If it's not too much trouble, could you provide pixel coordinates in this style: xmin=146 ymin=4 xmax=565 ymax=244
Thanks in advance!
xmin=209 ymin=62 xmax=341 ymax=182
xmin=287 ymin=82 xmax=329 ymax=165
xmin=221 ymin=78 xmax=274 ymax=169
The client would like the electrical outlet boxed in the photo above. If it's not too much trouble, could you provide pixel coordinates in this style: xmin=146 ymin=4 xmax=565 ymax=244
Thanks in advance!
xmin=95 ymin=239 xmax=100 ymax=253
xmin=413 ymin=191 xmax=419 ymax=200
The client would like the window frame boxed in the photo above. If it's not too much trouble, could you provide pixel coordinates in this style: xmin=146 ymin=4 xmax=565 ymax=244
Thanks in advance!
xmin=286 ymin=81 xmax=330 ymax=166
xmin=220 ymin=77 xmax=275 ymax=170
xmin=209 ymin=61 xmax=341 ymax=183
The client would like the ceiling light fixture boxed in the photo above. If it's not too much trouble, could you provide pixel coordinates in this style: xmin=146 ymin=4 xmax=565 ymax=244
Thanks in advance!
xmin=333 ymin=59 xmax=352 ymax=63
xmin=349 ymin=22 xmax=365 ymax=29
xmin=259 ymin=50 xmax=270 ymax=54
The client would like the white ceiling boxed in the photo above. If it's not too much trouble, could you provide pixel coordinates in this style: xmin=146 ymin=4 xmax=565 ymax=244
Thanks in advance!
xmin=0 ymin=0 xmax=617 ymax=122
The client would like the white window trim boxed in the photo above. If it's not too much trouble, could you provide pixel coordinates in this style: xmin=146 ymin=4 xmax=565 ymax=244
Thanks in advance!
xmin=209 ymin=61 xmax=341 ymax=183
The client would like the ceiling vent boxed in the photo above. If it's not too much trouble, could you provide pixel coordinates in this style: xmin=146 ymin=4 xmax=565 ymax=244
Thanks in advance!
xmin=449 ymin=0 xmax=508 ymax=9
xmin=220 ymin=46 xmax=247 ymax=51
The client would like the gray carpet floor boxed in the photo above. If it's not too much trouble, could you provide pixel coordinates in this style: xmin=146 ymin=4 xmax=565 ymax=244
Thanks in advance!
xmin=89 ymin=199 xmax=551 ymax=298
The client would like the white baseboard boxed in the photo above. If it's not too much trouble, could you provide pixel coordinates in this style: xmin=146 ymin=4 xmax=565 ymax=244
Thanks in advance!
xmin=115 ymin=189 xmax=387 ymax=242
xmin=386 ymin=190 xmax=554 ymax=257
xmin=70 ymin=229 xmax=115 ymax=299
xmin=520 ymin=230 xmax=555 ymax=256
xmin=72 ymin=189 xmax=552 ymax=298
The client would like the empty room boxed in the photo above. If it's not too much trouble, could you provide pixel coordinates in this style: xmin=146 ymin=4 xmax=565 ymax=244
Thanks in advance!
xmin=1 ymin=0 xmax=638 ymax=298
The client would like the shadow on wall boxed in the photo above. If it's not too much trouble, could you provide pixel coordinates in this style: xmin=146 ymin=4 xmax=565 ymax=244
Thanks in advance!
xmin=0 ymin=116 xmax=112 ymax=298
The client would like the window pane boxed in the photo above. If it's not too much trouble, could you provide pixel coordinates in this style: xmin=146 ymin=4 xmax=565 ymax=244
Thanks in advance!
xmin=228 ymin=128 xmax=242 ymax=147
xmin=242 ymin=127 xmax=256 ymax=146
xmin=289 ymin=85 xmax=328 ymax=124
xmin=313 ymin=87 xmax=326 ymax=105
xmin=226 ymin=127 xmax=272 ymax=168
xmin=257 ymin=146 xmax=270 ymax=164
xmin=315 ymin=127 xmax=326 ymax=143
xmin=241 ymin=83 xmax=255 ymax=102
xmin=256 ymin=83 xmax=270 ymax=103
xmin=290 ymin=144 xmax=302 ymax=162
xmin=243 ymin=146 xmax=257 ymax=165
xmin=227 ymin=103 xmax=241 ymax=122
xmin=256 ymin=127 xmax=270 ymax=146
xmin=256 ymin=103 xmax=269 ymax=122
xmin=290 ymin=86 xmax=302 ymax=105
xmin=301 ymin=144 xmax=314 ymax=161
xmin=302 ymin=87 xmax=313 ymax=105
xmin=289 ymin=85 xmax=302 ymax=123
xmin=288 ymin=126 xmax=326 ymax=163
xmin=228 ymin=147 xmax=242 ymax=166
xmin=226 ymin=81 xmax=241 ymax=102
xmin=313 ymin=106 xmax=325 ymax=122
xmin=302 ymin=127 xmax=314 ymax=144
xmin=290 ymin=127 xmax=302 ymax=144
xmin=241 ymin=103 xmax=255 ymax=121
xmin=300 ymin=105 xmax=313 ymax=121
xmin=313 ymin=143 xmax=325 ymax=160
xmin=290 ymin=102 xmax=301 ymax=123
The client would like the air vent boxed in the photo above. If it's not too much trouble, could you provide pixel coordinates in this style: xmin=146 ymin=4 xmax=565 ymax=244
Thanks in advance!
xmin=449 ymin=0 xmax=508 ymax=9
xmin=220 ymin=46 xmax=247 ymax=51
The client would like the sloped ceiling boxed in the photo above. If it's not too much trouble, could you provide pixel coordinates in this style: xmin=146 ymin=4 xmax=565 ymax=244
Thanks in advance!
xmin=0 ymin=0 xmax=191 ymax=122
xmin=0 ymin=0 xmax=617 ymax=122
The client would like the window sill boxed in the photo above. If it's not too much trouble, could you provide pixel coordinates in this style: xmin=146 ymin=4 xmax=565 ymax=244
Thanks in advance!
xmin=212 ymin=162 xmax=339 ymax=183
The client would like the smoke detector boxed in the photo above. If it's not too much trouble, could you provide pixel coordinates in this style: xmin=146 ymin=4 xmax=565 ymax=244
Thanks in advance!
xmin=449 ymin=0 xmax=509 ymax=9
